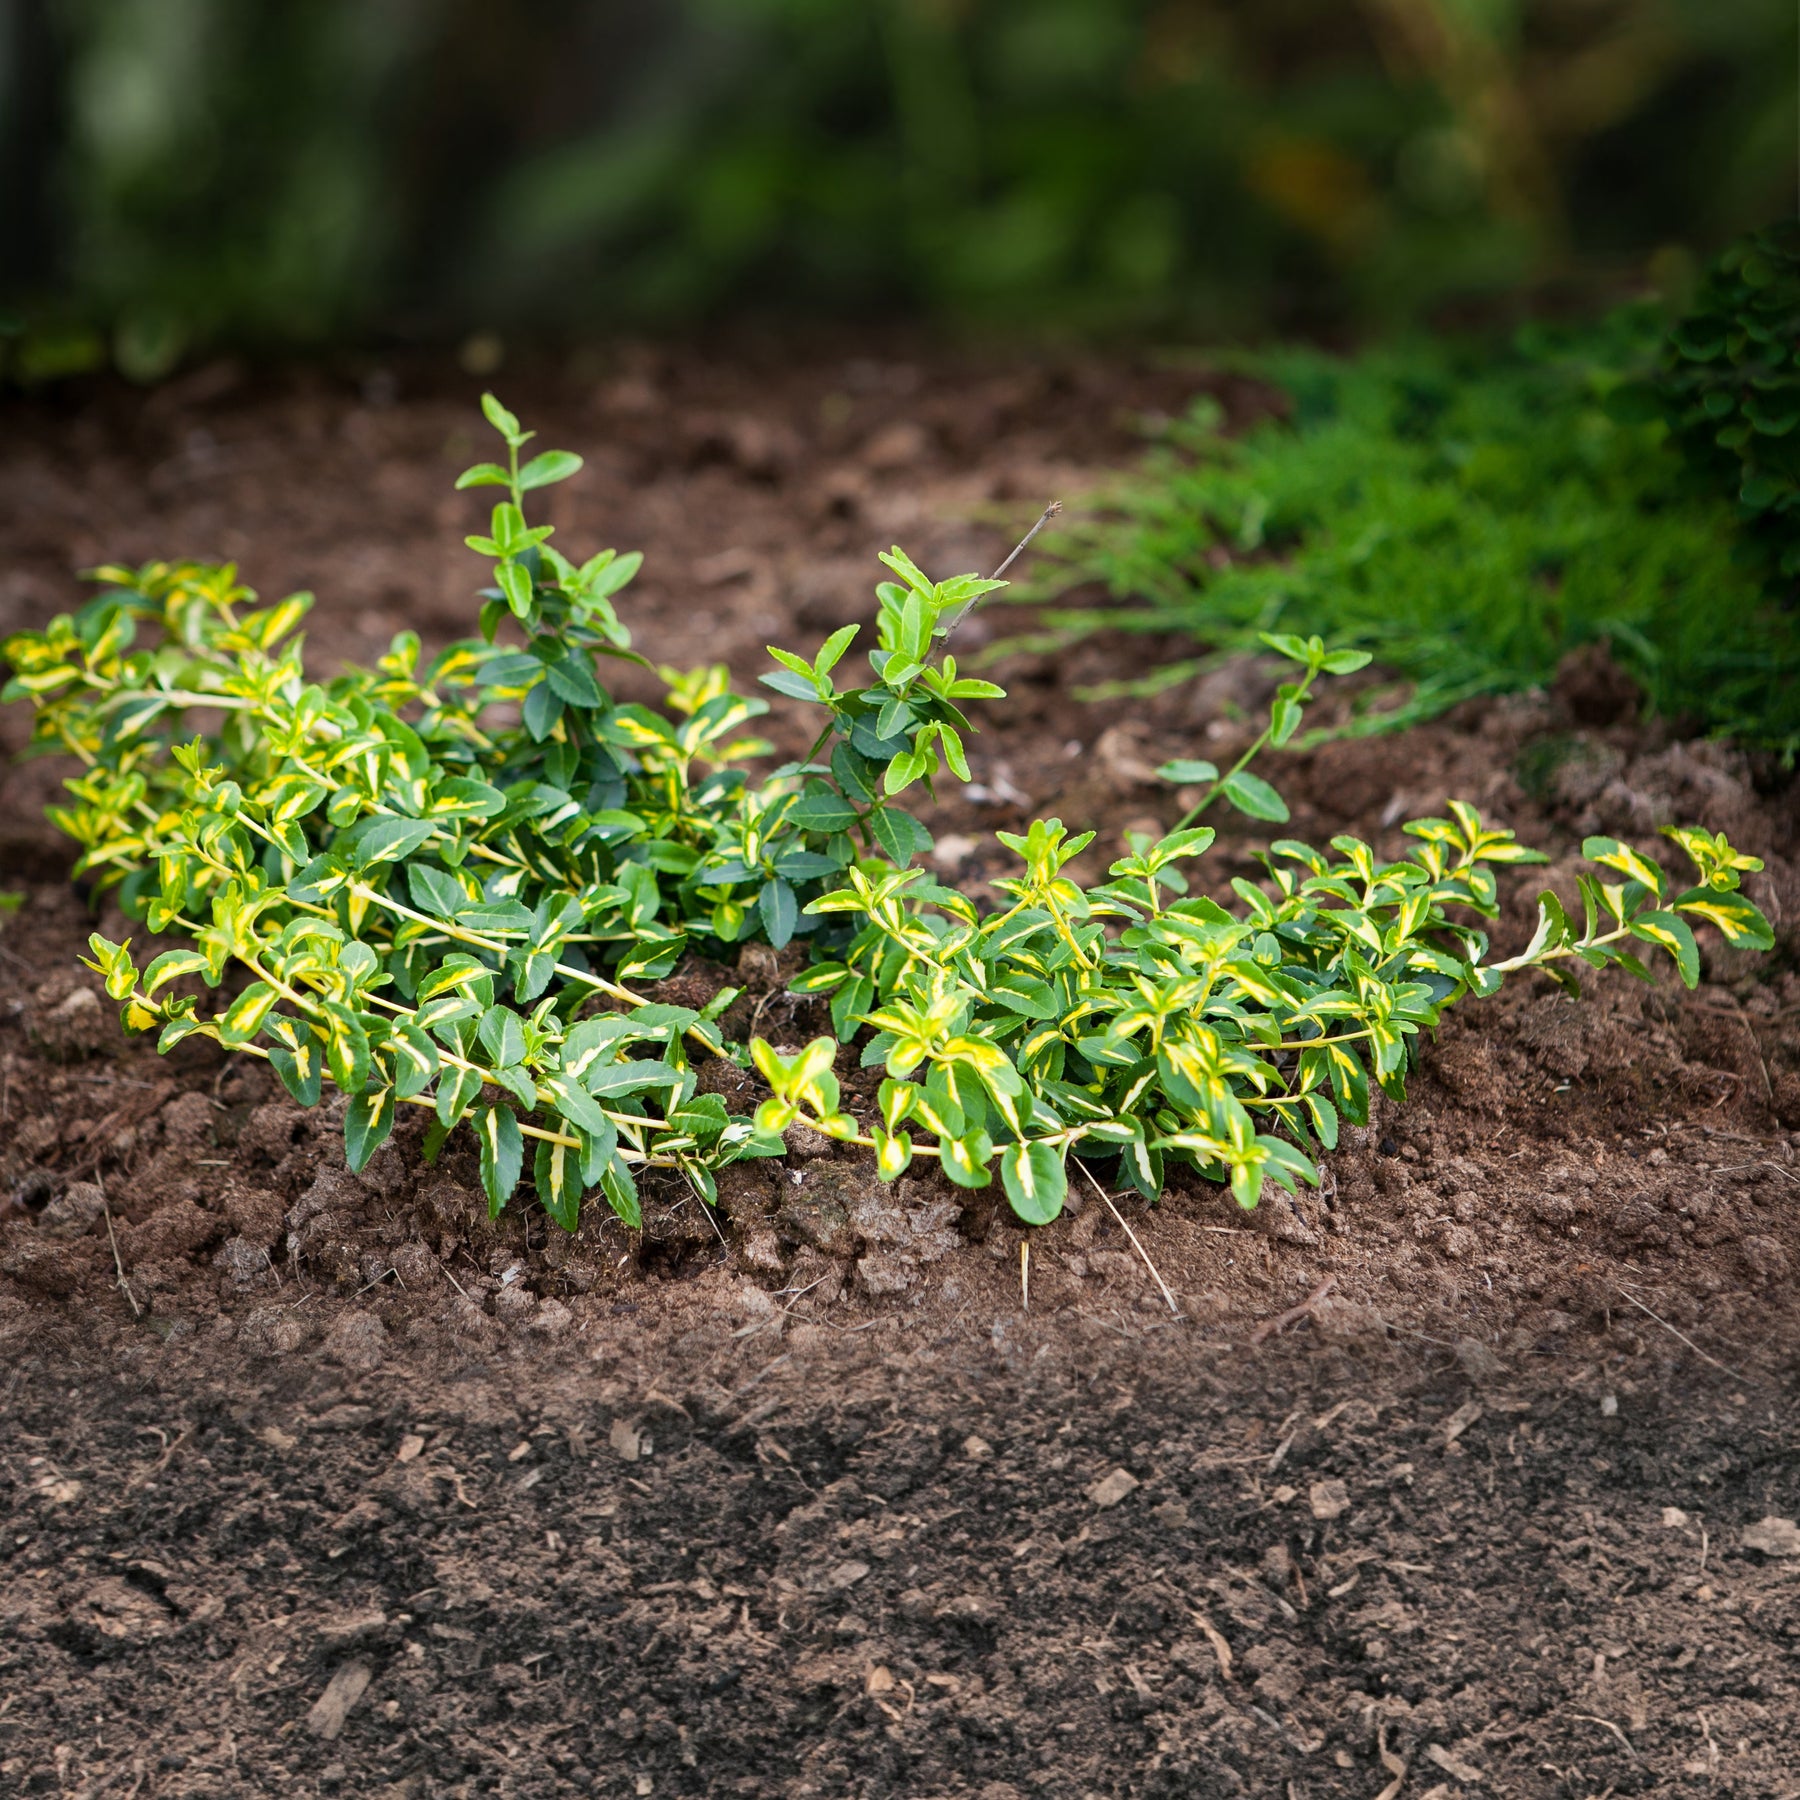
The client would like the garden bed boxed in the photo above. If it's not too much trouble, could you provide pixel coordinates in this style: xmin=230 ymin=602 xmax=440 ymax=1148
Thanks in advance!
xmin=2 ymin=347 xmax=1799 ymax=1797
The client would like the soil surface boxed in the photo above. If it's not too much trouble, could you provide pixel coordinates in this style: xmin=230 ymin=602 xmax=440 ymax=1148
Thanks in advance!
xmin=3 ymin=345 xmax=1800 ymax=1799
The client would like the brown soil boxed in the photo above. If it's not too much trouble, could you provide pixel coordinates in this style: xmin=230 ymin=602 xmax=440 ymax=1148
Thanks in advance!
xmin=3 ymin=346 xmax=1800 ymax=1799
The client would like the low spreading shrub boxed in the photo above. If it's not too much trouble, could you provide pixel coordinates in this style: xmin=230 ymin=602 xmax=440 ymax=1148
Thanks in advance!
xmin=1020 ymin=310 xmax=1800 ymax=752
xmin=2 ymin=399 xmax=1773 ymax=1235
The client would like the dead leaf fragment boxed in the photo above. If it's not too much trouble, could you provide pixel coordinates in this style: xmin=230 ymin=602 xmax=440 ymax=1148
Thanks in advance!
xmin=306 ymin=1660 xmax=372 ymax=1740
xmin=1424 ymin=1742 xmax=1484 ymax=1783
xmin=317 ymin=1611 xmax=389 ymax=1651
xmin=1661 ymin=1506 xmax=1688 ymax=1528
xmin=396 ymin=1434 xmax=425 ymax=1464
xmin=1442 ymin=1401 xmax=1483 ymax=1446
xmin=609 ymin=1418 xmax=642 ymax=1463
xmin=865 ymin=1665 xmax=894 ymax=1695
xmin=1190 ymin=1611 xmax=1233 ymax=1680
xmin=1088 ymin=1467 xmax=1139 ymax=1508
xmin=826 ymin=1560 xmax=870 ymax=1590
xmin=1308 ymin=1478 xmax=1351 ymax=1521
xmin=1375 ymin=1722 xmax=1407 ymax=1800
xmin=1743 ymin=1516 xmax=1800 ymax=1556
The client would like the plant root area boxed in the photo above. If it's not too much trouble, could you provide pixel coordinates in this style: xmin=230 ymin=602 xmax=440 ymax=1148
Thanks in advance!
xmin=3 ymin=349 xmax=1800 ymax=1798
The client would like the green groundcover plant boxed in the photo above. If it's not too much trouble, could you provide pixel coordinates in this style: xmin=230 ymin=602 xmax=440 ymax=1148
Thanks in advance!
xmin=1021 ymin=308 xmax=1800 ymax=753
xmin=2 ymin=399 xmax=1774 ymax=1235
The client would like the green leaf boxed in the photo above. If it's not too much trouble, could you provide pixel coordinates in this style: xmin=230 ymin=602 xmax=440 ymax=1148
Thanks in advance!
xmin=533 ymin=1135 xmax=581 ymax=1231
xmin=349 ymin=816 xmax=437 ymax=867
xmin=475 ymin=1104 xmax=524 ymax=1216
xmin=815 ymin=623 xmax=859 ymax=676
xmin=940 ymin=1130 xmax=995 ymax=1188
xmin=1157 ymin=759 xmax=1218 ymax=785
xmin=575 ymin=1118 xmax=619 ymax=1186
xmin=323 ymin=1004 xmax=371 ymax=1094
xmin=599 ymin=1155 xmax=641 ymax=1228
xmin=387 ymin=1021 xmax=441 ymax=1097
xmin=219 ymin=982 xmax=277 ymax=1046
xmin=478 ymin=1004 xmax=527 ymax=1069
xmin=866 ymin=806 xmax=931 ymax=865
xmin=1626 ymin=908 xmax=1700 ymax=985
xmin=1000 ymin=1140 xmax=1066 ymax=1224
xmin=499 ymin=561 xmax=535 ymax=618
xmin=344 ymin=1087 xmax=395 ymax=1173
xmin=1268 ymin=697 xmax=1303 ymax=746
xmin=143 ymin=948 xmax=210 ymax=995
xmin=1582 ymin=836 xmax=1666 ymax=897
xmin=518 ymin=449 xmax=584 ymax=491
xmin=454 ymin=462 xmax=512 ymax=490
xmin=1220 ymin=770 xmax=1290 ymax=823
xmin=545 ymin=654 xmax=603 ymax=708
xmin=873 ymin=1124 xmax=913 ymax=1179
xmin=1672 ymin=887 xmax=1774 ymax=951
xmin=544 ymin=1072 xmax=614 ymax=1139
xmin=584 ymin=1058 xmax=681 ymax=1098
xmin=760 ymin=668 xmax=819 ymax=703
xmin=829 ymin=973 xmax=874 ymax=1040
xmin=480 ymin=393 xmax=525 ymax=444
xmin=270 ymin=1041 xmax=323 ymax=1108
xmin=435 ymin=1063 xmax=483 ymax=1128
xmin=759 ymin=876 xmax=799 ymax=948
xmin=406 ymin=865 xmax=467 ymax=921
xmin=788 ymin=780 xmax=858 ymax=833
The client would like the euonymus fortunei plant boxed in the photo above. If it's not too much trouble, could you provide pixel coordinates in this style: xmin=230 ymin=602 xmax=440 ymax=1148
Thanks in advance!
xmin=3 ymin=397 xmax=1775 ymax=1235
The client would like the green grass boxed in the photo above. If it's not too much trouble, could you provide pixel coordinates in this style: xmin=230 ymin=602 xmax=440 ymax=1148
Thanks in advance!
xmin=1019 ymin=314 xmax=1800 ymax=754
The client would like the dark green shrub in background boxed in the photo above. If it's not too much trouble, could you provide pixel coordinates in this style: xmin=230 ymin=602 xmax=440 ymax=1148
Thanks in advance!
xmin=1020 ymin=302 xmax=1800 ymax=755
xmin=2 ymin=0 xmax=1794 ymax=374
xmin=1652 ymin=221 xmax=1800 ymax=589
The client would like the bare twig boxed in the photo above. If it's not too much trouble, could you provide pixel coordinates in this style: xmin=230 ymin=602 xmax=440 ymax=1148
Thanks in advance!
xmin=991 ymin=502 xmax=1062 ymax=583
xmin=1571 ymin=1712 xmax=1639 ymax=1759
xmin=99 ymin=1180 xmax=141 ymax=1318
xmin=941 ymin=501 xmax=1062 ymax=646
xmin=1020 ymin=1239 xmax=1030 ymax=1313
xmin=434 ymin=1257 xmax=472 ymax=1302
xmin=1613 ymin=1286 xmax=1745 ymax=1382
xmin=1726 ymin=996 xmax=1776 ymax=1104
xmin=1249 ymin=1274 xmax=1337 ymax=1345
xmin=1073 ymin=1158 xmax=1180 ymax=1316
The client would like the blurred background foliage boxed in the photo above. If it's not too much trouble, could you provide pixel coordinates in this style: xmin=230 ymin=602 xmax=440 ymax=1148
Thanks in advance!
xmin=1 ymin=0 xmax=1795 ymax=376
